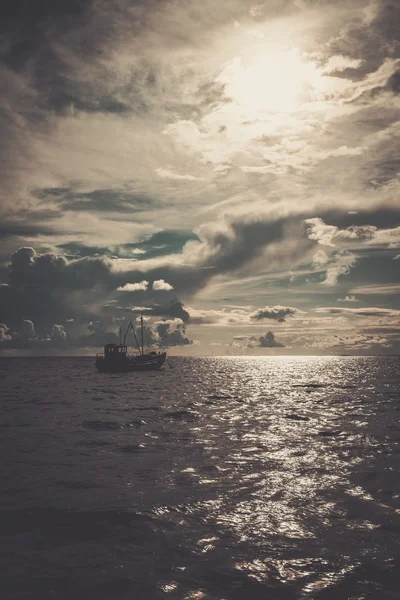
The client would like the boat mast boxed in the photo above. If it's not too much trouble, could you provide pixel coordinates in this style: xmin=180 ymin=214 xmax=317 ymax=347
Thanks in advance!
xmin=141 ymin=314 xmax=144 ymax=355
xmin=123 ymin=321 xmax=142 ymax=355
xmin=133 ymin=327 xmax=142 ymax=355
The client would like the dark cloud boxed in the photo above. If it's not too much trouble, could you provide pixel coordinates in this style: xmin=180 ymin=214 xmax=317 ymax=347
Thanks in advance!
xmin=387 ymin=69 xmax=400 ymax=94
xmin=250 ymin=305 xmax=297 ymax=322
xmin=320 ymin=208 xmax=400 ymax=230
xmin=0 ymin=0 xmax=126 ymax=115
xmin=55 ymin=229 xmax=201 ymax=260
xmin=0 ymin=317 xmax=71 ymax=349
xmin=234 ymin=331 xmax=285 ymax=348
xmin=45 ymin=93 xmax=131 ymax=116
xmin=0 ymin=245 xmax=194 ymax=348
xmin=78 ymin=321 xmax=119 ymax=348
xmin=50 ymin=324 xmax=67 ymax=345
xmin=0 ymin=206 xmax=334 ymax=343
xmin=0 ymin=313 xmax=193 ymax=350
xmin=55 ymin=242 xmax=113 ymax=259
xmin=19 ymin=319 xmax=36 ymax=338
xmin=348 ymin=65 xmax=400 ymax=103
xmin=258 ymin=331 xmax=285 ymax=348
xmin=0 ymin=1 xmax=91 ymax=69
xmin=154 ymin=319 xmax=192 ymax=346
xmin=0 ymin=219 xmax=58 ymax=240
xmin=6 ymin=246 xmax=202 ymax=295
xmin=130 ymin=230 xmax=201 ymax=258
xmin=189 ymin=214 xmax=315 ymax=278
xmin=152 ymin=301 xmax=190 ymax=323
xmin=326 ymin=1 xmax=400 ymax=79
xmin=35 ymin=188 xmax=157 ymax=213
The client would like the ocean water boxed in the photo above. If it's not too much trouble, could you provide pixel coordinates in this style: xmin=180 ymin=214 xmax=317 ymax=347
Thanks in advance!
xmin=0 ymin=355 xmax=399 ymax=600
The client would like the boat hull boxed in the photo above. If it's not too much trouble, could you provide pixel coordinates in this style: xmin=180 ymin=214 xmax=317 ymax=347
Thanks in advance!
xmin=95 ymin=352 xmax=166 ymax=373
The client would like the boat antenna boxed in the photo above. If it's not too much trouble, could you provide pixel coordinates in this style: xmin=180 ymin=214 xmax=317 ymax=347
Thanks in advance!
xmin=141 ymin=314 xmax=144 ymax=355
xmin=119 ymin=326 xmax=122 ymax=345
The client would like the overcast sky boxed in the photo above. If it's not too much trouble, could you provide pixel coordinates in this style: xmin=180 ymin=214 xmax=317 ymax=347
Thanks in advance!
xmin=0 ymin=0 xmax=399 ymax=354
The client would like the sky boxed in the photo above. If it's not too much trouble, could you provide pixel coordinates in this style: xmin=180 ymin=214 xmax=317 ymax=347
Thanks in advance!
xmin=0 ymin=0 xmax=399 ymax=355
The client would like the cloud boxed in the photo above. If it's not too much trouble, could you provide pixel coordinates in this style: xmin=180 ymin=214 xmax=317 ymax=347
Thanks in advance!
xmin=306 ymin=219 xmax=338 ymax=247
xmin=154 ymin=318 xmax=193 ymax=346
xmin=338 ymin=295 xmax=359 ymax=302
xmin=322 ymin=55 xmax=364 ymax=74
xmin=304 ymin=334 xmax=391 ymax=351
xmin=130 ymin=317 xmax=193 ymax=347
xmin=312 ymin=249 xmax=330 ymax=268
xmin=78 ymin=322 xmax=119 ymax=348
xmin=257 ymin=331 xmax=285 ymax=348
xmin=50 ymin=324 xmax=67 ymax=345
xmin=34 ymin=187 xmax=159 ymax=214
xmin=1 ymin=246 xmax=194 ymax=346
xmin=234 ymin=331 xmax=285 ymax=348
xmin=117 ymin=281 xmax=149 ymax=292
xmin=9 ymin=247 xmax=67 ymax=286
xmin=306 ymin=218 xmax=400 ymax=249
xmin=183 ymin=213 xmax=315 ymax=278
xmin=349 ymin=284 xmax=400 ymax=295
xmin=152 ymin=279 xmax=174 ymax=291
xmin=316 ymin=307 xmax=400 ymax=318
xmin=187 ymin=306 xmax=249 ymax=325
xmin=0 ymin=319 xmax=76 ymax=349
xmin=249 ymin=4 xmax=266 ymax=18
xmin=156 ymin=168 xmax=204 ymax=181
xmin=117 ymin=301 xmax=190 ymax=324
xmin=249 ymin=305 xmax=297 ymax=322
xmin=309 ymin=237 xmax=357 ymax=286
xmin=0 ymin=323 xmax=12 ymax=343
xmin=20 ymin=319 xmax=36 ymax=338
xmin=321 ymin=250 xmax=356 ymax=286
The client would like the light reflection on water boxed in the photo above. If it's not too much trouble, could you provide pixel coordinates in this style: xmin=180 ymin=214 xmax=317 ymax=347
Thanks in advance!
xmin=169 ymin=356 xmax=400 ymax=597
xmin=0 ymin=355 xmax=399 ymax=598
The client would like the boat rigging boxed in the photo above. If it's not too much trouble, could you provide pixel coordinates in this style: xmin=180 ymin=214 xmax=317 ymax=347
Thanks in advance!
xmin=95 ymin=315 xmax=167 ymax=373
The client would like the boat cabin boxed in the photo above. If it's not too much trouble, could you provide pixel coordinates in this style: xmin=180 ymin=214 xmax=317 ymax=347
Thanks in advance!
xmin=104 ymin=343 xmax=128 ymax=359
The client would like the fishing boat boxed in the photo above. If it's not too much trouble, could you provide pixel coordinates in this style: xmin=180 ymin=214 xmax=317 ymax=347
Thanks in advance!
xmin=95 ymin=316 xmax=167 ymax=373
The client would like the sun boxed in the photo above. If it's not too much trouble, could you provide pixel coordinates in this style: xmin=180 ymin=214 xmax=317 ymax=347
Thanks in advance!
xmin=216 ymin=46 xmax=324 ymax=117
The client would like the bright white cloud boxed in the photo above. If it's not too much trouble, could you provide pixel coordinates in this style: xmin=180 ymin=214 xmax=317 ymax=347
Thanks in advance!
xmin=312 ymin=249 xmax=330 ymax=267
xmin=321 ymin=251 xmax=356 ymax=286
xmin=117 ymin=281 xmax=149 ymax=292
xmin=306 ymin=219 xmax=400 ymax=250
xmin=306 ymin=219 xmax=338 ymax=247
xmin=338 ymin=295 xmax=359 ymax=302
xmin=152 ymin=279 xmax=174 ymax=291
xmin=156 ymin=168 xmax=204 ymax=181
xmin=321 ymin=55 xmax=364 ymax=74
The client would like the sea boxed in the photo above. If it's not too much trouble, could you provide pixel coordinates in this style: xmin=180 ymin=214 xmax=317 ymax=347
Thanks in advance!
xmin=0 ymin=355 xmax=399 ymax=600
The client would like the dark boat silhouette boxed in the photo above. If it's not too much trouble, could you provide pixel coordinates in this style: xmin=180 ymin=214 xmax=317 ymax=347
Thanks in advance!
xmin=95 ymin=316 xmax=167 ymax=373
